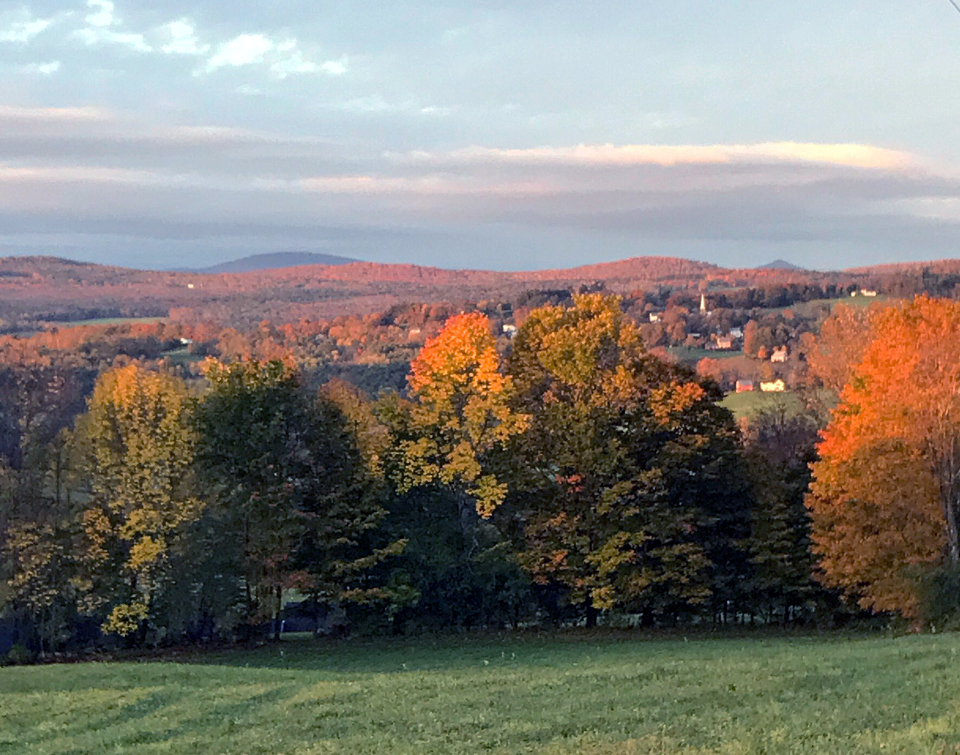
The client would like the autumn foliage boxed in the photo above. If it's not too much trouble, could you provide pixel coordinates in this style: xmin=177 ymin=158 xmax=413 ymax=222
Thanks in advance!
xmin=393 ymin=312 xmax=527 ymax=518
xmin=808 ymin=296 xmax=960 ymax=619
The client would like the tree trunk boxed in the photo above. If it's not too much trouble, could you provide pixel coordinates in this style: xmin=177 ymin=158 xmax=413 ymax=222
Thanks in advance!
xmin=946 ymin=495 xmax=960 ymax=565
xmin=454 ymin=488 xmax=481 ymax=558
xmin=273 ymin=585 xmax=283 ymax=641
xmin=585 ymin=603 xmax=598 ymax=628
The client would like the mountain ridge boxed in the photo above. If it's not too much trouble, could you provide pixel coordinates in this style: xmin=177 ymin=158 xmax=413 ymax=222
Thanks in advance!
xmin=179 ymin=252 xmax=359 ymax=274
xmin=1 ymin=252 xmax=956 ymax=332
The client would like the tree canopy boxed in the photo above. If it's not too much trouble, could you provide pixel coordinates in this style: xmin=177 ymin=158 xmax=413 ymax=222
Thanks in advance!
xmin=808 ymin=296 xmax=960 ymax=620
xmin=502 ymin=294 xmax=749 ymax=622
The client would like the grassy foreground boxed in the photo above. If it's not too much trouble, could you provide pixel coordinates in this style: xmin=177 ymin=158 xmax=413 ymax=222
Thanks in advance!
xmin=2 ymin=633 xmax=960 ymax=755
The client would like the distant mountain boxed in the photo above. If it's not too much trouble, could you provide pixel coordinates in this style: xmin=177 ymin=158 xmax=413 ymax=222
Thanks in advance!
xmin=756 ymin=259 xmax=806 ymax=271
xmin=189 ymin=252 xmax=359 ymax=274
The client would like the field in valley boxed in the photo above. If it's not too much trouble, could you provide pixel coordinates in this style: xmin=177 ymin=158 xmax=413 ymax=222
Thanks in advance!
xmin=720 ymin=390 xmax=805 ymax=419
xmin=1 ymin=633 xmax=959 ymax=755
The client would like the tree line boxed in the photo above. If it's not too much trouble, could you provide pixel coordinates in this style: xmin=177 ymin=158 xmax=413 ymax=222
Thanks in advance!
xmin=2 ymin=293 xmax=957 ymax=656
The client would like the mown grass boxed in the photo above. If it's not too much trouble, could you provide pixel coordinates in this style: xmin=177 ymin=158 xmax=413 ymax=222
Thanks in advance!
xmin=720 ymin=390 xmax=805 ymax=420
xmin=667 ymin=346 xmax=745 ymax=364
xmin=2 ymin=633 xmax=959 ymax=754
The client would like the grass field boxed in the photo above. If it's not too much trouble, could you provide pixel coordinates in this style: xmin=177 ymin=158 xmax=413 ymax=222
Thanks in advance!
xmin=2 ymin=633 xmax=960 ymax=754
xmin=51 ymin=316 xmax=167 ymax=328
xmin=161 ymin=347 xmax=204 ymax=366
xmin=667 ymin=346 xmax=745 ymax=364
xmin=720 ymin=390 xmax=805 ymax=420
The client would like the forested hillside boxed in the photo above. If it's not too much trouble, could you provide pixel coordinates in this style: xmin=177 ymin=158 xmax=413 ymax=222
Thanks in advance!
xmin=0 ymin=253 xmax=906 ymax=332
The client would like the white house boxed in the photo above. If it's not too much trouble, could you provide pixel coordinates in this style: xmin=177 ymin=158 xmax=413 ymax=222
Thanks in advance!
xmin=770 ymin=346 xmax=788 ymax=363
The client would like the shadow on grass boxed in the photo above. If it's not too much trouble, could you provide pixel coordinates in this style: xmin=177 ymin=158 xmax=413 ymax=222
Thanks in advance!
xmin=170 ymin=628 xmax=883 ymax=675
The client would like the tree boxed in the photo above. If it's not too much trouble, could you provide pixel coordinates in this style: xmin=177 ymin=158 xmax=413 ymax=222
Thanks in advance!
xmin=741 ymin=405 xmax=821 ymax=624
xmin=742 ymin=320 xmax=759 ymax=357
xmin=195 ymin=360 xmax=389 ymax=637
xmin=377 ymin=313 xmax=530 ymax=628
xmin=70 ymin=364 xmax=200 ymax=639
xmin=386 ymin=312 xmax=527 ymax=521
xmin=2 ymin=519 xmax=72 ymax=654
xmin=803 ymin=303 xmax=875 ymax=393
xmin=808 ymin=296 xmax=960 ymax=620
xmin=503 ymin=294 xmax=749 ymax=625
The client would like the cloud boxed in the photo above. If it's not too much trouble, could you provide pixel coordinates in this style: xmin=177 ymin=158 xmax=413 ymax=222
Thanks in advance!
xmin=160 ymin=20 xmax=208 ymax=56
xmin=20 ymin=61 xmax=61 ymax=76
xmin=202 ymin=33 xmax=346 ymax=79
xmin=0 ymin=5 xmax=347 ymax=87
xmin=321 ymin=56 xmax=349 ymax=76
xmin=0 ymin=8 xmax=56 ymax=44
xmin=74 ymin=0 xmax=151 ymax=52
xmin=1 ymin=106 xmax=958 ymax=268
xmin=271 ymin=40 xmax=323 ymax=78
xmin=85 ymin=0 xmax=114 ymax=28
xmin=204 ymin=33 xmax=273 ymax=71
xmin=427 ymin=143 xmax=913 ymax=171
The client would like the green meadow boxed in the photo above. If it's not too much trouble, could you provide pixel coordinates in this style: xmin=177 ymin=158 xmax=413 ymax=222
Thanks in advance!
xmin=720 ymin=390 xmax=805 ymax=420
xmin=2 ymin=633 xmax=959 ymax=755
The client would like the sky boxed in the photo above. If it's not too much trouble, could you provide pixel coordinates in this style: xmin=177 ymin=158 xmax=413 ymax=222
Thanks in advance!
xmin=2 ymin=1 xmax=960 ymax=271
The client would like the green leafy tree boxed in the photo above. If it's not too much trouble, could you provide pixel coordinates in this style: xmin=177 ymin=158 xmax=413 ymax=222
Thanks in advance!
xmin=741 ymin=404 xmax=821 ymax=624
xmin=195 ymin=360 xmax=391 ymax=637
xmin=503 ymin=294 xmax=749 ymax=625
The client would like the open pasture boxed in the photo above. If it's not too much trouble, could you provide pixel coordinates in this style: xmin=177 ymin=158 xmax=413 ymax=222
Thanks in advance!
xmin=1 ymin=633 xmax=959 ymax=755
xmin=720 ymin=390 xmax=805 ymax=420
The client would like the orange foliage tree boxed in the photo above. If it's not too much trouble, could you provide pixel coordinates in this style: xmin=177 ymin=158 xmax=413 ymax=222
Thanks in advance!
xmin=802 ymin=303 xmax=877 ymax=393
xmin=385 ymin=312 xmax=527 ymax=519
xmin=808 ymin=296 xmax=960 ymax=619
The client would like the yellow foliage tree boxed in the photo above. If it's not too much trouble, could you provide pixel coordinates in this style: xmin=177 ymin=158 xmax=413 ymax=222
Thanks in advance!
xmin=71 ymin=364 xmax=201 ymax=637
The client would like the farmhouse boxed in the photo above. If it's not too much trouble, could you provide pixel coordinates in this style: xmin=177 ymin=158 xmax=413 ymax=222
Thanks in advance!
xmin=770 ymin=346 xmax=788 ymax=363
xmin=760 ymin=379 xmax=786 ymax=393
xmin=735 ymin=379 xmax=755 ymax=393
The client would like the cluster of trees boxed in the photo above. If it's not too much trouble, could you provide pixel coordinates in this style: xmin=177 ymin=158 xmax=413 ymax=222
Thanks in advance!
xmin=0 ymin=294 xmax=834 ymax=653
xmin=7 ymin=291 xmax=960 ymax=654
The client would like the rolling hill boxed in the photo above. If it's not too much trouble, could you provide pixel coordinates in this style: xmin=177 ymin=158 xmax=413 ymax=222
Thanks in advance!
xmin=0 ymin=252 xmax=931 ymax=331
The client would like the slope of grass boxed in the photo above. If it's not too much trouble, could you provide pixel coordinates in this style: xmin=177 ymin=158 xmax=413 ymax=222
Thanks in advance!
xmin=2 ymin=633 xmax=960 ymax=754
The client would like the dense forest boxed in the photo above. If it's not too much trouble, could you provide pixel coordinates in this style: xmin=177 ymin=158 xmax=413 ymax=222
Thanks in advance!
xmin=4 ymin=265 xmax=960 ymax=660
